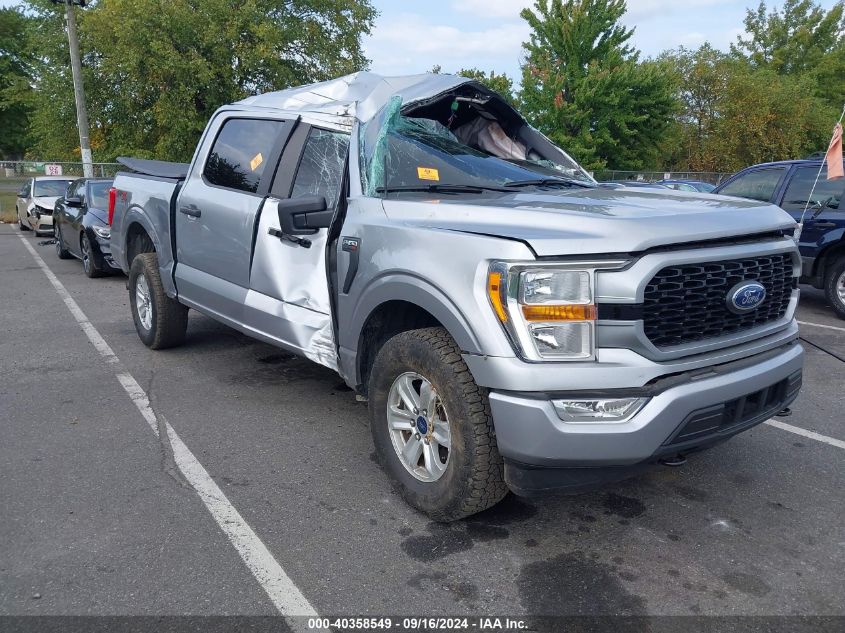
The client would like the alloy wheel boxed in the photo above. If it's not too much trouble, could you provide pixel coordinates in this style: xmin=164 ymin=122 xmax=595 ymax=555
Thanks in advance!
xmin=135 ymin=273 xmax=153 ymax=331
xmin=81 ymin=235 xmax=91 ymax=274
xmin=386 ymin=372 xmax=451 ymax=482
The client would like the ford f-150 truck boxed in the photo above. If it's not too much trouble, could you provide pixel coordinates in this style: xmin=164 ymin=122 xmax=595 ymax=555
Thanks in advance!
xmin=110 ymin=72 xmax=803 ymax=521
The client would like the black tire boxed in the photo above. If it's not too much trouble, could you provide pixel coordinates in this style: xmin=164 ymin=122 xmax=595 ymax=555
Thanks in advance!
xmin=823 ymin=255 xmax=845 ymax=320
xmin=81 ymin=232 xmax=105 ymax=278
xmin=128 ymin=252 xmax=188 ymax=349
xmin=55 ymin=224 xmax=72 ymax=259
xmin=18 ymin=213 xmax=30 ymax=231
xmin=368 ymin=327 xmax=508 ymax=522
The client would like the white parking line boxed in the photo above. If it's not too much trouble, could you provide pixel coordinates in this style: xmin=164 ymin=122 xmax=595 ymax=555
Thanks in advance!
xmin=764 ymin=419 xmax=845 ymax=450
xmin=798 ymin=320 xmax=845 ymax=333
xmin=18 ymin=235 xmax=319 ymax=626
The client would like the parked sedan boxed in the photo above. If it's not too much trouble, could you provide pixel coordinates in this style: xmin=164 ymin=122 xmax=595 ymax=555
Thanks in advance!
xmin=53 ymin=178 xmax=120 ymax=278
xmin=16 ymin=176 xmax=75 ymax=235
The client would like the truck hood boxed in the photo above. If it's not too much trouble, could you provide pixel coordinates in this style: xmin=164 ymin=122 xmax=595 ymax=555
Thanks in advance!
xmin=381 ymin=187 xmax=796 ymax=256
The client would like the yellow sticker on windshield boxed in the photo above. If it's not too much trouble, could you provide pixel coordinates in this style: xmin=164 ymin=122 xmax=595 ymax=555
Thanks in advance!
xmin=250 ymin=153 xmax=264 ymax=171
xmin=417 ymin=167 xmax=440 ymax=181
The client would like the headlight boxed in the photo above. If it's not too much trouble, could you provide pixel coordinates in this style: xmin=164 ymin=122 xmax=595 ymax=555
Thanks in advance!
xmin=93 ymin=226 xmax=111 ymax=239
xmin=553 ymin=397 xmax=649 ymax=423
xmin=487 ymin=260 xmax=627 ymax=361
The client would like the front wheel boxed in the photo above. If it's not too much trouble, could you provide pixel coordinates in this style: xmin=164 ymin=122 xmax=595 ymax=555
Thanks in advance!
xmin=18 ymin=210 xmax=30 ymax=231
xmin=368 ymin=327 xmax=507 ymax=521
xmin=824 ymin=256 xmax=845 ymax=320
xmin=128 ymin=252 xmax=188 ymax=349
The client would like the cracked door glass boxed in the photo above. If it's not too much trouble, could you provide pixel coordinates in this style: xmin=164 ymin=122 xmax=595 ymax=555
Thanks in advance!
xmin=291 ymin=128 xmax=350 ymax=207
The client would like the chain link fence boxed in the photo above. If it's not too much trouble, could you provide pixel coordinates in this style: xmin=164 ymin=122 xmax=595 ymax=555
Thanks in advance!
xmin=0 ymin=161 xmax=120 ymax=222
xmin=594 ymin=170 xmax=734 ymax=185
xmin=1 ymin=160 xmax=121 ymax=181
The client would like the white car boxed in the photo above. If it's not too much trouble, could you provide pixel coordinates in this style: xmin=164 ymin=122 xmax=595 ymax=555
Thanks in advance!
xmin=16 ymin=176 xmax=75 ymax=235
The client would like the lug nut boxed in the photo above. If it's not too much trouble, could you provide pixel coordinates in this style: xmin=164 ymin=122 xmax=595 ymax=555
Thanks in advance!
xmin=415 ymin=433 xmax=421 ymax=440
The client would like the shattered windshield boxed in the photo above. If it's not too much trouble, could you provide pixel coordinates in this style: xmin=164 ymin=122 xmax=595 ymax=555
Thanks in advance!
xmin=360 ymin=99 xmax=593 ymax=197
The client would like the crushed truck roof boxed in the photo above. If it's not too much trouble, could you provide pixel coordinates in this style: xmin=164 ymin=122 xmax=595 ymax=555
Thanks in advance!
xmin=233 ymin=71 xmax=476 ymax=124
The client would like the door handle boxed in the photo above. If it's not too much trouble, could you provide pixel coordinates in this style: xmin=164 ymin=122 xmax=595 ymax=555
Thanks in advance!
xmin=179 ymin=206 xmax=201 ymax=218
xmin=812 ymin=221 xmax=836 ymax=229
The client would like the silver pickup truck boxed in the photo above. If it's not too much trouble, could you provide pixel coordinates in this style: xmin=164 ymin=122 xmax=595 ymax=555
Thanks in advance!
xmin=111 ymin=72 xmax=803 ymax=520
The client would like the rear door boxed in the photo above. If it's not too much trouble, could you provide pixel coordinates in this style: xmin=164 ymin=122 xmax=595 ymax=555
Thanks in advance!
xmin=174 ymin=114 xmax=295 ymax=318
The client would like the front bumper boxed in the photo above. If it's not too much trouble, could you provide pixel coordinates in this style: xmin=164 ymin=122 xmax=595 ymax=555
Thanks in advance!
xmin=487 ymin=341 xmax=803 ymax=494
xmin=93 ymin=233 xmax=121 ymax=270
xmin=32 ymin=212 xmax=54 ymax=234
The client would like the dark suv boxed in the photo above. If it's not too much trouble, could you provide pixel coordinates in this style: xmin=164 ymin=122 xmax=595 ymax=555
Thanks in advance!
xmin=715 ymin=159 xmax=845 ymax=318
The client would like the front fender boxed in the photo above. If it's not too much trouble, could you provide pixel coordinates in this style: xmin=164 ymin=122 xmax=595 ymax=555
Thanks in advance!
xmin=346 ymin=273 xmax=483 ymax=355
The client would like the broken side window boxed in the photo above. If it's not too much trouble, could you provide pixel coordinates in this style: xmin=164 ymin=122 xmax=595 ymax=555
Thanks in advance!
xmin=291 ymin=128 xmax=351 ymax=208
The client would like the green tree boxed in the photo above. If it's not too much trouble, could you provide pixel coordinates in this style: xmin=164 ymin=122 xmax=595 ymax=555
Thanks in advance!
xmin=732 ymin=0 xmax=845 ymax=112
xmin=519 ymin=0 xmax=677 ymax=170
xmin=733 ymin=0 xmax=844 ymax=74
xmin=0 ymin=7 xmax=35 ymax=159
xmin=23 ymin=0 xmax=377 ymax=162
xmin=457 ymin=68 xmax=516 ymax=105
xmin=659 ymin=45 xmax=830 ymax=171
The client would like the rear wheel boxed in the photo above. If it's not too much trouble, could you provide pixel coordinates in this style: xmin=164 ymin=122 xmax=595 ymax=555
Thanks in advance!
xmin=55 ymin=224 xmax=71 ymax=259
xmin=368 ymin=327 xmax=508 ymax=521
xmin=81 ymin=233 xmax=104 ymax=278
xmin=824 ymin=256 xmax=845 ymax=320
xmin=128 ymin=252 xmax=188 ymax=349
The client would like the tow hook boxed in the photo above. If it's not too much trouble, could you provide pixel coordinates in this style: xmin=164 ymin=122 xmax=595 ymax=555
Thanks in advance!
xmin=660 ymin=454 xmax=687 ymax=467
xmin=776 ymin=407 xmax=792 ymax=417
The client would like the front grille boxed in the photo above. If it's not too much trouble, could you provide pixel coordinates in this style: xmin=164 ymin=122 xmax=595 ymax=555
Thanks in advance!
xmin=643 ymin=253 xmax=793 ymax=347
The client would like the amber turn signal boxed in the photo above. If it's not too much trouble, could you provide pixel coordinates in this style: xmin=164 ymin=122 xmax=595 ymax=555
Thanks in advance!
xmin=521 ymin=304 xmax=597 ymax=321
xmin=488 ymin=272 xmax=508 ymax=322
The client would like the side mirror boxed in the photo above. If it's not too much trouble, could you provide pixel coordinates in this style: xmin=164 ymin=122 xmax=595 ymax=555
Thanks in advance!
xmin=276 ymin=196 xmax=331 ymax=236
xmin=65 ymin=196 xmax=82 ymax=207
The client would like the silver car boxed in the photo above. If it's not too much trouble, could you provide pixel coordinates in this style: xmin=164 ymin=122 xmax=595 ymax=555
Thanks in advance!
xmin=16 ymin=176 xmax=75 ymax=235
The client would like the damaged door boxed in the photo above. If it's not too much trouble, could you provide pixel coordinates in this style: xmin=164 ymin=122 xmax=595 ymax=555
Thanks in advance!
xmin=248 ymin=124 xmax=351 ymax=369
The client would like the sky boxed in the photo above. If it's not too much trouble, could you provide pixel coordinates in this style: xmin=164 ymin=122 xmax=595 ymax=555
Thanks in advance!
xmin=363 ymin=0 xmax=841 ymax=78
xmin=2 ymin=0 xmax=840 ymax=80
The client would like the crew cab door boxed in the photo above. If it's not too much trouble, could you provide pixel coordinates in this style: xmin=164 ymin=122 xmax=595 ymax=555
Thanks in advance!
xmin=174 ymin=114 xmax=295 ymax=318
xmin=247 ymin=124 xmax=350 ymax=368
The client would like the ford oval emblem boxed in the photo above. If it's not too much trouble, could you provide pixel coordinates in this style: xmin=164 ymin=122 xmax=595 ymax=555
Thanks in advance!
xmin=727 ymin=281 xmax=767 ymax=314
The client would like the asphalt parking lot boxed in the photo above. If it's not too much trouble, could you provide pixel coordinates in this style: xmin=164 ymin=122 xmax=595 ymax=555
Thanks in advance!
xmin=2 ymin=224 xmax=844 ymax=627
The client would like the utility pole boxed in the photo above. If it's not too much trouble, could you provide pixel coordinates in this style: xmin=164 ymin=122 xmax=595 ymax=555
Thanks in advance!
xmin=55 ymin=0 xmax=93 ymax=177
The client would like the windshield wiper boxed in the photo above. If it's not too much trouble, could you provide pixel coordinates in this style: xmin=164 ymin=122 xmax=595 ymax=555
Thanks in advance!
xmin=376 ymin=184 xmax=514 ymax=194
xmin=505 ymin=178 xmax=589 ymax=189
